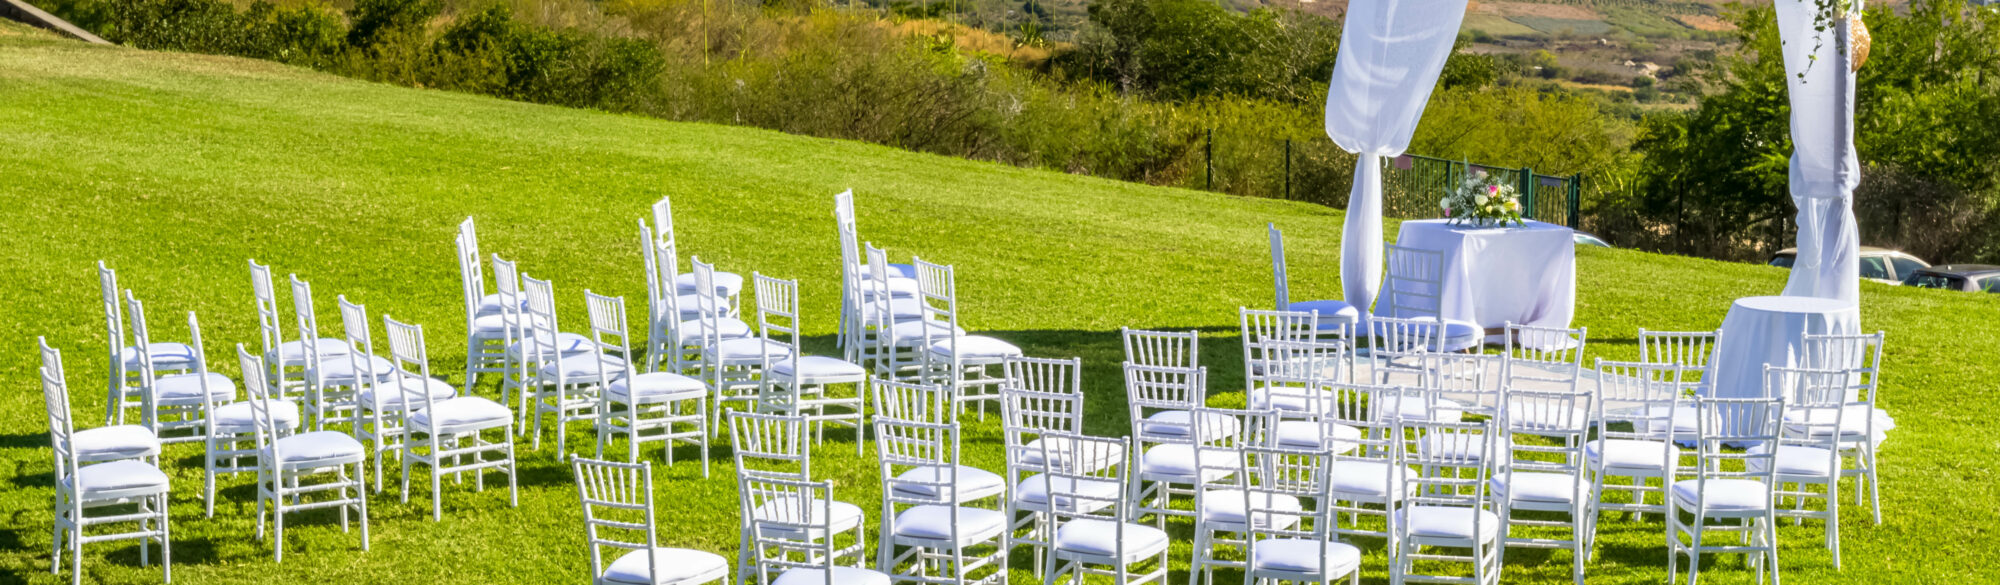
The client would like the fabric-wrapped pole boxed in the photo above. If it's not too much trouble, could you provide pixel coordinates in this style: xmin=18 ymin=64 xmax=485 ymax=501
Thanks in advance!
xmin=1775 ymin=0 xmax=1862 ymax=306
xmin=1323 ymin=0 xmax=1469 ymax=321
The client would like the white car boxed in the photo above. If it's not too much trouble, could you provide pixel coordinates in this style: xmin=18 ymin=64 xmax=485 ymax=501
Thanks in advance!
xmin=1768 ymin=246 xmax=1929 ymax=285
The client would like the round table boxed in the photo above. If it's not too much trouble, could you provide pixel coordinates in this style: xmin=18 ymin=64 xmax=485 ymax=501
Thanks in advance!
xmin=1387 ymin=219 xmax=1577 ymax=342
xmin=1706 ymin=296 xmax=1861 ymax=399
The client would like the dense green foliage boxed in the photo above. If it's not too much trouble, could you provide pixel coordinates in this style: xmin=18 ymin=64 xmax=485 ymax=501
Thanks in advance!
xmin=5 ymin=37 xmax=1999 ymax=585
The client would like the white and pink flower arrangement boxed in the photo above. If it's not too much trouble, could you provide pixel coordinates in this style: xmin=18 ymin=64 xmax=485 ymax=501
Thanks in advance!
xmin=1440 ymin=168 xmax=1525 ymax=227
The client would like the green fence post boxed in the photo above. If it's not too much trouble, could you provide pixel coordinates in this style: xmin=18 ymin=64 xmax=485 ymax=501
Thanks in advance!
xmin=1520 ymin=167 xmax=1536 ymax=221
xmin=1205 ymin=129 xmax=1214 ymax=191
xmin=1569 ymin=174 xmax=1582 ymax=228
xmin=1284 ymin=139 xmax=1292 ymax=200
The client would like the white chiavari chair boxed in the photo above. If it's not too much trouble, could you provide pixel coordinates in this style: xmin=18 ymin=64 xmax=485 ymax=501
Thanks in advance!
xmin=834 ymin=190 xmax=920 ymax=365
xmin=1037 ymin=434 xmax=1168 ymax=585
xmin=740 ymin=474 xmax=886 ymax=585
xmin=1125 ymin=364 xmax=1231 ymax=528
xmin=100 ymin=261 xmax=196 ymax=426
xmin=1240 ymin=442 xmax=1364 ymax=585
xmin=1000 ymin=385 xmax=1108 ymax=572
xmin=236 ymin=345 xmax=369 ymax=561
xmin=913 ymin=257 xmax=1020 ymax=420
xmin=1393 ymin=416 xmax=1501 ymax=585
xmin=729 ymin=411 xmax=858 ymax=585
xmin=40 ymin=337 xmax=159 ymax=468
xmin=199 ymin=311 xmax=304 ymax=517
xmin=1382 ymin=244 xmax=1483 ymax=352
xmin=1638 ymin=328 xmax=1722 ymax=394
xmin=1667 ymin=395 xmax=1785 ymax=585
xmin=692 ymin=258 xmax=790 ymax=438
xmin=386 ymin=316 xmax=519 ymax=521
xmin=641 ymin=222 xmax=747 ymax=375
xmin=250 ymin=260 xmax=349 ymax=402
xmin=345 ymin=295 xmax=454 ymax=493
xmin=45 ymin=338 xmax=173 ymax=585
xmin=864 ymin=243 xmax=951 ymax=381
xmin=458 ymin=221 xmax=514 ymax=391
xmin=1270 ymin=222 xmax=1362 ymax=332
xmin=1240 ymin=308 xmax=1319 ymax=391
xmin=652 ymin=197 xmax=743 ymax=315
xmin=127 ymin=295 xmax=234 ymax=444
xmin=1492 ymin=389 xmax=1594 ymax=585
xmin=1756 ymin=366 xmax=1851 ymax=568
xmin=293 ymin=275 xmax=393 ymax=431
xmin=571 ymin=458 xmax=729 ymax=585
xmin=755 ymin=274 xmax=869 ymax=455
xmin=1801 ymin=331 xmax=1888 ymax=525
xmin=1363 ymin=315 xmax=1442 ymax=385
xmin=1247 ymin=340 xmax=1352 ymax=450
xmin=586 ymin=291 xmax=711 ymax=475
xmin=1501 ymin=322 xmax=1587 ymax=394
xmin=875 ymin=380 xmax=1007 ymax=506
xmin=1323 ymin=382 xmax=1407 ymax=544
xmin=524 ymin=274 xmax=620 ymax=460
xmin=1187 ymin=407 xmax=1281 ymax=585
xmin=873 ymin=417 xmax=1009 ymax=584
xmin=1585 ymin=359 xmax=1684 ymax=535
xmin=1121 ymin=327 xmax=1199 ymax=369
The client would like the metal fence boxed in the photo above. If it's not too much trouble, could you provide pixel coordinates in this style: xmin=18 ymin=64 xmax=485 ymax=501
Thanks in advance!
xmin=1190 ymin=131 xmax=1583 ymax=228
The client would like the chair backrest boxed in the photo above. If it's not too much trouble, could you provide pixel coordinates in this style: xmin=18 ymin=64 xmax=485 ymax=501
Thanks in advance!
xmin=40 ymin=338 xmax=81 ymax=482
xmin=651 ymin=197 xmax=674 ymax=248
xmin=1248 ymin=337 xmax=1347 ymax=391
xmin=1400 ymin=417 xmax=1495 ymax=511
xmin=1686 ymin=395 xmax=1784 ymax=499
xmin=1189 ymin=407 xmax=1277 ymax=490
xmin=1422 ymin=352 xmax=1502 ymax=418
xmin=638 ymin=222 xmax=683 ymax=327
xmin=1121 ymin=327 xmax=1199 ymax=369
xmin=1802 ymin=331 xmax=1885 ymax=404
xmin=1365 ymin=315 xmax=1443 ymax=371
xmin=184 ymin=311 xmax=228 ymax=431
xmin=521 ymin=273 xmax=571 ymax=375
xmin=912 ymin=257 xmax=960 ymax=334
xmin=1637 ymin=328 xmax=1721 ymax=375
xmin=1764 ymin=366 xmax=1849 ymax=455
xmin=834 ymin=191 xmax=863 ymax=296
xmin=249 ymin=259 xmax=287 ymax=361
xmin=873 ymin=379 xmax=952 ymax=424
xmin=689 ymin=257 xmax=728 ymax=354
xmin=1003 ymin=356 xmax=1082 ymax=396
xmin=739 ymin=474 xmax=845 ymax=582
xmin=98 ymin=261 xmax=125 ymax=362
xmin=382 ymin=316 xmax=446 ymax=421
xmin=729 ymin=411 xmax=810 ymax=478
xmin=237 ymin=344 xmax=288 ymax=468
xmin=456 ymin=219 xmax=486 ymax=322
xmin=1594 ymin=359 xmax=1686 ymax=448
xmin=1268 ymin=223 xmax=1293 ymax=309
xmin=752 ymin=273 xmax=802 ymax=376
xmin=1502 ymin=323 xmax=1586 ymax=393
xmin=288 ymin=274 xmax=327 ymax=370
xmin=491 ymin=254 xmax=527 ymax=340
xmin=123 ymin=293 xmax=163 ymax=421
xmin=1383 ymin=244 xmax=1447 ymax=319
xmin=1241 ymin=443 xmax=1336 ymax=561
xmin=572 ymin=458 xmax=662 ymax=585
xmin=584 ymin=291 xmax=639 ymax=383
xmin=861 ymin=243 xmax=904 ymax=358
xmin=1325 ymin=382 xmax=1403 ymax=480
xmin=338 ymin=293 xmax=379 ymax=390
xmin=1241 ymin=308 xmax=1318 ymax=390
xmin=1124 ymin=364 xmax=1207 ymax=438
xmin=875 ymin=417 xmax=963 ymax=506
xmin=1000 ymin=388 xmax=1085 ymax=467
xmin=1031 ymin=432 xmax=1132 ymax=526
xmin=1501 ymin=387 xmax=1591 ymax=455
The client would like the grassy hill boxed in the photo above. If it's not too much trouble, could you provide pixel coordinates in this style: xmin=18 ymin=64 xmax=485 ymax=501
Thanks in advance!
xmin=1 ymin=34 xmax=1994 ymax=585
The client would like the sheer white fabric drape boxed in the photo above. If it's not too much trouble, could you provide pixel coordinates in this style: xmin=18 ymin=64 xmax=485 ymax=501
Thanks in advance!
xmin=1323 ymin=0 xmax=1469 ymax=320
xmin=1775 ymin=0 xmax=1862 ymax=305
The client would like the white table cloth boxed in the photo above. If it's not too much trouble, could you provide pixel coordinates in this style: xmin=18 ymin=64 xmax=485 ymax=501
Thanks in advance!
xmin=1386 ymin=219 xmax=1577 ymax=338
xmin=1707 ymin=296 xmax=1862 ymax=399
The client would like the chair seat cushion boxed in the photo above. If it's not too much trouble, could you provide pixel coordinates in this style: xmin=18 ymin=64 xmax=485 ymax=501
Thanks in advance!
xmin=853 ymin=274 xmax=921 ymax=299
xmin=926 ymin=336 xmax=1022 ymax=361
xmin=274 ymin=430 xmax=366 ymax=467
xmin=65 ymin=460 xmax=170 ymax=496
xmin=1248 ymin=385 xmax=1331 ymax=414
xmin=1139 ymin=444 xmax=1237 ymax=481
xmin=1053 ymin=519 xmax=1170 ymax=562
xmin=152 ymin=372 xmax=236 ymax=404
xmin=474 ymin=293 xmax=522 ymax=317
xmin=882 ymin=320 xmax=964 ymax=346
xmin=120 ymin=342 xmax=197 ymax=369
xmin=861 ymin=297 xmax=927 ymax=323
xmin=507 ymin=332 xmax=595 ymax=357
xmin=1784 ymin=405 xmax=1882 ymax=441
xmin=1585 ymin=439 xmax=1675 ymax=473
xmin=751 ymin=498 xmax=864 ymax=538
xmin=892 ymin=465 xmax=1006 ymax=501
xmin=772 ymin=356 xmax=866 ymax=380
xmin=1250 ymin=538 xmax=1363 ymax=575
xmin=1199 ymin=489 xmax=1303 ymax=528
xmin=1407 ymin=316 xmax=1485 ymax=351
xmin=1013 ymin=474 xmax=1122 ymax=513
xmin=1747 ymin=445 xmax=1838 ymax=477
xmin=675 ymin=318 xmax=753 ymax=345
xmin=1671 ymin=479 xmax=1771 ymax=513
xmin=72 ymin=425 xmax=161 ymax=462
xmin=1329 ymin=460 xmax=1406 ymax=500
xmin=1396 ymin=505 xmax=1501 ymax=542
xmin=1275 ymin=420 xmax=1362 ymax=452
xmin=1392 ymin=396 xmax=1466 ymax=423
xmin=1139 ymin=410 xmax=1241 ymax=442
xmin=311 ymin=354 xmax=396 ymax=385
xmin=675 ymin=271 xmax=744 ymax=297
xmin=771 ymin=567 xmax=891 ymax=585
xmin=608 ymin=373 xmax=706 ymax=404
xmin=1287 ymin=300 xmax=1361 ymax=326
xmin=359 ymin=377 xmax=458 ymax=410
xmin=1491 ymin=472 xmax=1583 ymax=504
xmin=705 ymin=338 xmax=792 ymax=362
xmin=212 ymin=399 xmax=303 ymax=433
xmin=408 ymin=397 xmax=513 ymax=432
xmin=273 ymin=338 xmax=352 ymax=363
xmin=891 ymin=505 xmax=1007 ymax=546
xmin=1020 ymin=437 xmax=1126 ymax=471
xmin=601 ymin=547 xmax=730 ymax=585
xmin=539 ymin=355 xmax=628 ymax=383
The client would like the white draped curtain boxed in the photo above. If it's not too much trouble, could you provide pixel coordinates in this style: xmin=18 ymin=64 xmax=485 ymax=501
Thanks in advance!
xmin=1775 ymin=0 xmax=1862 ymax=305
xmin=1323 ymin=0 xmax=1469 ymax=320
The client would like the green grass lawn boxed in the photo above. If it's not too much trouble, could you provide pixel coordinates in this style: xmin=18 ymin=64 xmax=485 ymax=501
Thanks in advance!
xmin=2 ymin=35 xmax=1996 ymax=585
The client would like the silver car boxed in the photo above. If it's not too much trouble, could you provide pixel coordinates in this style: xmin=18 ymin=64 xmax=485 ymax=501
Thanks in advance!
xmin=1768 ymin=246 xmax=1929 ymax=285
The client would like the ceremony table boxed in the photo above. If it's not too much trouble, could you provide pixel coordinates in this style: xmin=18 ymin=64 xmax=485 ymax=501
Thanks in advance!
xmin=1386 ymin=219 xmax=1577 ymax=343
xmin=1706 ymin=295 xmax=1862 ymax=399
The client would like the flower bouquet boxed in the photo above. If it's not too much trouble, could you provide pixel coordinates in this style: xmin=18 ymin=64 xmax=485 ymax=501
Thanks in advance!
xmin=1440 ymin=169 xmax=1525 ymax=227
